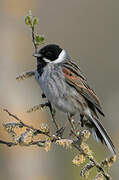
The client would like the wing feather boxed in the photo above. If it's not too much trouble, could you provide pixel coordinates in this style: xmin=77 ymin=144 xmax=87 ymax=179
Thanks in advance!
xmin=62 ymin=61 xmax=104 ymax=116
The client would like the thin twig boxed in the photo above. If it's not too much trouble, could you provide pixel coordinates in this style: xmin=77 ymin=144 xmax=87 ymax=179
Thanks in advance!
xmin=73 ymin=143 xmax=112 ymax=180
xmin=31 ymin=26 xmax=37 ymax=53
xmin=47 ymin=102 xmax=60 ymax=130
xmin=16 ymin=71 xmax=35 ymax=81
xmin=0 ymin=140 xmax=17 ymax=147
xmin=27 ymin=102 xmax=50 ymax=113
xmin=3 ymin=109 xmax=50 ymax=137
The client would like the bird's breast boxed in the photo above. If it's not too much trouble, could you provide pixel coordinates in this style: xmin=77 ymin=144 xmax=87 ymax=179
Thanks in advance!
xmin=35 ymin=64 xmax=82 ymax=114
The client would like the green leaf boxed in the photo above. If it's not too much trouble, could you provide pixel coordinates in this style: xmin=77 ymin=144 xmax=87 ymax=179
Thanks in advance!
xmin=25 ymin=16 xmax=32 ymax=26
xmin=32 ymin=17 xmax=39 ymax=26
xmin=35 ymin=35 xmax=45 ymax=43
xmin=39 ymin=36 xmax=45 ymax=43
xmin=25 ymin=11 xmax=38 ymax=28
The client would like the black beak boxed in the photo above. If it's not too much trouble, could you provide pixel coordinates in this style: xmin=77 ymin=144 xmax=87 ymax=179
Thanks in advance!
xmin=33 ymin=53 xmax=42 ymax=58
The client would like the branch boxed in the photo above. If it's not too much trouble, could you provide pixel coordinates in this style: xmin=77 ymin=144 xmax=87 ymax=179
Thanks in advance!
xmin=1 ymin=108 xmax=116 ymax=179
xmin=0 ymin=140 xmax=17 ymax=147
xmin=3 ymin=109 xmax=50 ymax=137
xmin=16 ymin=71 xmax=35 ymax=81
xmin=25 ymin=10 xmax=45 ymax=53
xmin=31 ymin=26 xmax=37 ymax=53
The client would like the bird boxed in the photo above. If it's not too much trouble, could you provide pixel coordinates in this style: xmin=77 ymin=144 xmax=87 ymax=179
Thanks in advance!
xmin=33 ymin=44 xmax=116 ymax=155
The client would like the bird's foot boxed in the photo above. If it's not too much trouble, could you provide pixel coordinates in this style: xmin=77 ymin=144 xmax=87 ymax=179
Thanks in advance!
xmin=56 ymin=127 xmax=65 ymax=138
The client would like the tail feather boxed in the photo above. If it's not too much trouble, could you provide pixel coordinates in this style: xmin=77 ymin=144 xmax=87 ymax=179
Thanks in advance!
xmin=86 ymin=112 xmax=116 ymax=155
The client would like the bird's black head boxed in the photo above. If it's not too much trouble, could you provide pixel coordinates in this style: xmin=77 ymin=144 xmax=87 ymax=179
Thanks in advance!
xmin=34 ymin=44 xmax=62 ymax=62
xmin=34 ymin=44 xmax=69 ymax=76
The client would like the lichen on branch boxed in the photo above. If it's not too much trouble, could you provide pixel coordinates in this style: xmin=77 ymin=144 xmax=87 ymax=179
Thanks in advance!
xmin=1 ymin=108 xmax=116 ymax=180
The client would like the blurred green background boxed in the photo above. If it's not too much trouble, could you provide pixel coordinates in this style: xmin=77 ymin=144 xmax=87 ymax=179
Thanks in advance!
xmin=0 ymin=0 xmax=118 ymax=179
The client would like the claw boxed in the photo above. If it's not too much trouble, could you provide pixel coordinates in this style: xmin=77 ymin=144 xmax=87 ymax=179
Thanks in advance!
xmin=56 ymin=127 xmax=65 ymax=138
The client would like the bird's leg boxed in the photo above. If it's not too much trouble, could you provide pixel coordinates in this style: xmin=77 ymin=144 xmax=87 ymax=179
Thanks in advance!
xmin=41 ymin=94 xmax=61 ymax=130
xmin=27 ymin=93 xmax=60 ymax=129
xmin=46 ymin=101 xmax=60 ymax=130
xmin=42 ymin=94 xmax=59 ymax=129
xmin=42 ymin=93 xmax=59 ymax=130
xmin=80 ymin=114 xmax=84 ymax=127
xmin=56 ymin=119 xmax=69 ymax=138
xmin=67 ymin=113 xmax=75 ymax=131
xmin=47 ymin=101 xmax=68 ymax=138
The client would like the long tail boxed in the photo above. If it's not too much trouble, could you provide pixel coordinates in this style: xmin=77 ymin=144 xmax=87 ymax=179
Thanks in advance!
xmin=85 ymin=111 xmax=116 ymax=155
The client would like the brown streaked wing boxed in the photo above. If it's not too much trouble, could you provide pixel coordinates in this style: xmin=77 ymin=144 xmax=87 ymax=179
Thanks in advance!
xmin=62 ymin=61 xmax=104 ymax=116
xmin=63 ymin=60 xmax=87 ymax=81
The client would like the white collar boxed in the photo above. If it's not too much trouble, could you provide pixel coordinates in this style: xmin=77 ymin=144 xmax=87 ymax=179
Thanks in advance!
xmin=43 ymin=50 xmax=68 ymax=64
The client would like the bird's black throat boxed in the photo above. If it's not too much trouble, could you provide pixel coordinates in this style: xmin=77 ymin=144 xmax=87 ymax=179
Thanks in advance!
xmin=37 ymin=59 xmax=47 ymax=76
